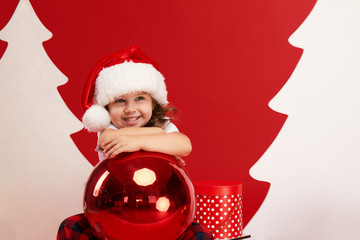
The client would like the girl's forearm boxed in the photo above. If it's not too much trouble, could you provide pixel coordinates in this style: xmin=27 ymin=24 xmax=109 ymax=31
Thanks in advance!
xmin=140 ymin=132 xmax=192 ymax=157
xmin=99 ymin=127 xmax=164 ymax=147
xmin=114 ymin=127 xmax=165 ymax=136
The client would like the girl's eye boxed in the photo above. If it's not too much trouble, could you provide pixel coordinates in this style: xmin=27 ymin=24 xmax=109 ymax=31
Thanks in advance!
xmin=115 ymin=99 xmax=125 ymax=103
xmin=136 ymin=96 xmax=145 ymax=101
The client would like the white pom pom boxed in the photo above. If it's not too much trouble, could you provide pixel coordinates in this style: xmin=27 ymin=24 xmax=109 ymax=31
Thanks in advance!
xmin=82 ymin=105 xmax=111 ymax=132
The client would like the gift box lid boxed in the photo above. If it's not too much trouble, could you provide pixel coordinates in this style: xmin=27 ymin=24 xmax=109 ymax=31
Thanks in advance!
xmin=193 ymin=180 xmax=243 ymax=196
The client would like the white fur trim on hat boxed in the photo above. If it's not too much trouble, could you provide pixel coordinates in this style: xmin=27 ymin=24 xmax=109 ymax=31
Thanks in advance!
xmin=95 ymin=61 xmax=168 ymax=107
xmin=82 ymin=104 xmax=111 ymax=132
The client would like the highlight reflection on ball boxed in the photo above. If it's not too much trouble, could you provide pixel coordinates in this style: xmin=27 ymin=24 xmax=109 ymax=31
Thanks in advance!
xmin=83 ymin=151 xmax=195 ymax=240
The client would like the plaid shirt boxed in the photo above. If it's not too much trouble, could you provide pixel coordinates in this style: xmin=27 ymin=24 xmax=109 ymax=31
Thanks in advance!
xmin=57 ymin=214 xmax=214 ymax=240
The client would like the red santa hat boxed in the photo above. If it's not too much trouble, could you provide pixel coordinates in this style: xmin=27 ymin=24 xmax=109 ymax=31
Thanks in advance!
xmin=82 ymin=45 xmax=168 ymax=132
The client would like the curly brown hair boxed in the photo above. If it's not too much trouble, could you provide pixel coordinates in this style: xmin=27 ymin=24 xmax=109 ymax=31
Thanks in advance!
xmin=145 ymin=99 xmax=177 ymax=128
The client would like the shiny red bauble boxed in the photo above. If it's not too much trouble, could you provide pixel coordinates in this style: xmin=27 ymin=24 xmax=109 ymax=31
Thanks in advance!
xmin=83 ymin=151 xmax=195 ymax=240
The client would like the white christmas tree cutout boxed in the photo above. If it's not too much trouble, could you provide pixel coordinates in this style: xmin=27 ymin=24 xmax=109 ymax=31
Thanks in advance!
xmin=245 ymin=0 xmax=360 ymax=239
xmin=0 ymin=0 xmax=92 ymax=239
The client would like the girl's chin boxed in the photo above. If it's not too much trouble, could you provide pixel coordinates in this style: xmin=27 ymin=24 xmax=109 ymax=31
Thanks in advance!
xmin=119 ymin=121 xmax=145 ymax=128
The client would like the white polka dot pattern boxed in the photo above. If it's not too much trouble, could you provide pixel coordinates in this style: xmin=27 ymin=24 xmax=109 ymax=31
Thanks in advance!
xmin=194 ymin=194 xmax=243 ymax=239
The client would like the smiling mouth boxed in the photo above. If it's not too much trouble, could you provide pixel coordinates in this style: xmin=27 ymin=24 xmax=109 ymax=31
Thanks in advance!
xmin=124 ymin=116 xmax=140 ymax=122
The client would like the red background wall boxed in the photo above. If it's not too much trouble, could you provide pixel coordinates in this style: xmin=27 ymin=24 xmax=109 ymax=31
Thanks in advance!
xmin=0 ymin=0 xmax=316 ymax=226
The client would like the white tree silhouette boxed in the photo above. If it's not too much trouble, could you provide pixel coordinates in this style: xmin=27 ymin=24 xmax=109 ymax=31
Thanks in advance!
xmin=245 ymin=0 xmax=360 ymax=239
xmin=0 ymin=0 xmax=92 ymax=239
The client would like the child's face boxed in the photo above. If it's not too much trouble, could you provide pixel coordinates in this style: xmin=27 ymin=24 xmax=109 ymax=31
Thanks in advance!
xmin=108 ymin=91 xmax=153 ymax=129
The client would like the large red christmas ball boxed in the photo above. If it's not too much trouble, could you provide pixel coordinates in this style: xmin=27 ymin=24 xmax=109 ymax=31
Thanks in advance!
xmin=83 ymin=151 xmax=195 ymax=240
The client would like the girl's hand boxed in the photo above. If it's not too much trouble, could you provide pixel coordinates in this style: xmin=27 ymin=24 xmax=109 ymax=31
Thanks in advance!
xmin=99 ymin=128 xmax=192 ymax=158
xmin=102 ymin=135 xmax=143 ymax=158
xmin=99 ymin=128 xmax=163 ymax=158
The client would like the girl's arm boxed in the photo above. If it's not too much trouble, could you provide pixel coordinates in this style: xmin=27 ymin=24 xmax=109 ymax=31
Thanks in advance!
xmin=135 ymin=132 xmax=192 ymax=156
xmin=99 ymin=127 xmax=165 ymax=145
xmin=99 ymin=128 xmax=192 ymax=158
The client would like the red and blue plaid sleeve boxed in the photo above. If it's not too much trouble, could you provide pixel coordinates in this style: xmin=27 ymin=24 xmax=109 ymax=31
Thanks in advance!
xmin=179 ymin=222 xmax=214 ymax=240
xmin=57 ymin=214 xmax=98 ymax=240
xmin=58 ymin=214 xmax=213 ymax=240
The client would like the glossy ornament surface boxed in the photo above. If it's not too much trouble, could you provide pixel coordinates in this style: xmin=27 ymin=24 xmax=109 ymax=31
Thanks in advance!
xmin=83 ymin=151 xmax=195 ymax=240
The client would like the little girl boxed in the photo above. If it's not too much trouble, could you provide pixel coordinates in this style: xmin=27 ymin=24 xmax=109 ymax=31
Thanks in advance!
xmin=57 ymin=45 xmax=213 ymax=240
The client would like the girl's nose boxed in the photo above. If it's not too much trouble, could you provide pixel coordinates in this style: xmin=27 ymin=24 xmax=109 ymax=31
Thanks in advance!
xmin=124 ymin=102 xmax=136 ymax=113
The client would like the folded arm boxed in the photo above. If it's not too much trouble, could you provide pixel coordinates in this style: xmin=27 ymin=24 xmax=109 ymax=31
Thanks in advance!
xmin=99 ymin=127 xmax=192 ymax=158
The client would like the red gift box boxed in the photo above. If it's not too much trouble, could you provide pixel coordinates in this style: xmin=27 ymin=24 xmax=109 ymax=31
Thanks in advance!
xmin=193 ymin=180 xmax=243 ymax=240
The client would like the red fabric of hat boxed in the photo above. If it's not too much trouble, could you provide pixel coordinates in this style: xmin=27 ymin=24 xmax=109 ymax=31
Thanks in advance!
xmin=81 ymin=45 xmax=167 ymax=132
xmin=82 ymin=45 xmax=160 ymax=111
